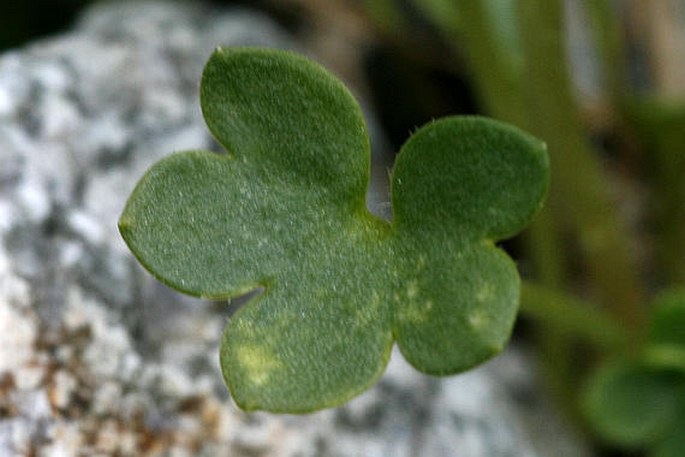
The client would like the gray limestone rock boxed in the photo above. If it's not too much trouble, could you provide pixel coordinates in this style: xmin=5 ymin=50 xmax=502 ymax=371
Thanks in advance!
xmin=0 ymin=1 xmax=592 ymax=456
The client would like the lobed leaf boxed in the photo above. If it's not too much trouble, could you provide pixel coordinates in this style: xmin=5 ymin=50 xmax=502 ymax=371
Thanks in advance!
xmin=119 ymin=47 xmax=549 ymax=412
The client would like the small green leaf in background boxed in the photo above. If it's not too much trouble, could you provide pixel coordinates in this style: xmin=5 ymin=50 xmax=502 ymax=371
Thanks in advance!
xmin=582 ymin=360 xmax=682 ymax=447
xmin=651 ymin=416 xmax=685 ymax=457
xmin=583 ymin=290 xmax=685 ymax=453
xmin=119 ymin=47 xmax=549 ymax=413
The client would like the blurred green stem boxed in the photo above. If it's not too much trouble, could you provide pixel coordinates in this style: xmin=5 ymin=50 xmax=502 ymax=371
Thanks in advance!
xmin=517 ymin=0 xmax=646 ymax=331
xmin=451 ymin=1 xmax=527 ymax=126
xmin=585 ymin=0 xmax=685 ymax=286
xmin=585 ymin=0 xmax=629 ymax=102
xmin=520 ymin=282 xmax=628 ymax=349
xmin=629 ymin=104 xmax=685 ymax=285
xmin=585 ymin=0 xmax=685 ymax=287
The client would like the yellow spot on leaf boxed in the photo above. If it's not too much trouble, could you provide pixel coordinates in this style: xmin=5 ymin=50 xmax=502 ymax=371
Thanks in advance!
xmin=406 ymin=280 xmax=419 ymax=300
xmin=237 ymin=345 xmax=282 ymax=387
xmin=400 ymin=300 xmax=433 ymax=324
xmin=476 ymin=282 xmax=496 ymax=302
xmin=468 ymin=310 xmax=489 ymax=330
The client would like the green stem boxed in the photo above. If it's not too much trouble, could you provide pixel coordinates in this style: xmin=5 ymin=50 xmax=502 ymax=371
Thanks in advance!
xmin=631 ymin=103 xmax=685 ymax=284
xmin=584 ymin=0 xmax=629 ymax=102
xmin=520 ymin=282 xmax=629 ymax=349
xmin=452 ymin=1 xmax=527 ymax=126
xmin=517 ymin=0 xmax=646 ymax=331
xmin=586 ymin=1 xmax=685 ymax=285
xmin=525 ymin=207 xmax=566 ymax=289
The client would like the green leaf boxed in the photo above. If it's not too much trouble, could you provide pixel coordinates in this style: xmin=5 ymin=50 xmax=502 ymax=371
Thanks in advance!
xmin=651 ymin=414 xmax=685 ymax=457
xmin=582 ymin=359 xmax=683 ymax=447
xmin=119 ymin=47 xmax=549 ymax=412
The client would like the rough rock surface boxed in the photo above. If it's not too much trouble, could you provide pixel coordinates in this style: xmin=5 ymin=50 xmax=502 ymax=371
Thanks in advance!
xmin=0 ymin=2 xmax=592 ymax=456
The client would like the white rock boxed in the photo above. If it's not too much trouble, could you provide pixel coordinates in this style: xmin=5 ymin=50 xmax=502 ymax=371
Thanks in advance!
xmin=0 ymin=274 xmax=35 ymax=373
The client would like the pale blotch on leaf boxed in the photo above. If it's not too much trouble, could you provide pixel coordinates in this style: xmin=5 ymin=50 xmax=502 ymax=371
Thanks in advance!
xmin=237 ymin=345 xmax=283 ymax=387
xmin=468 ymin=309 xmax=490 ymax=331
